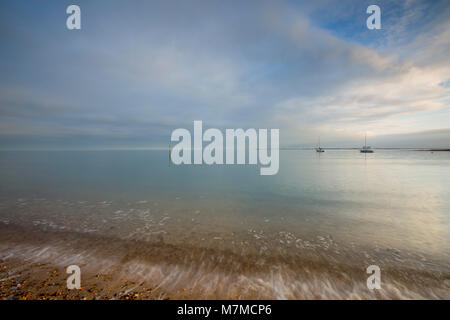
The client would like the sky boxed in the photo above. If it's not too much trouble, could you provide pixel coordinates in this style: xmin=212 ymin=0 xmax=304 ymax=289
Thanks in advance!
xmin=0 ymin=0 xmax=449 ymax=149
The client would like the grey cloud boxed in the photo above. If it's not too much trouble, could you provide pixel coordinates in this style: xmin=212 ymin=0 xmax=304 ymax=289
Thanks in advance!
xmin=0 ymin=0 xmax=449 ymax=149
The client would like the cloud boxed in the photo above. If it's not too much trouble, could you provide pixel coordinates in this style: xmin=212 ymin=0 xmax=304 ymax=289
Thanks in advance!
xmin=0 ymin=0 xmax=449 ymax=149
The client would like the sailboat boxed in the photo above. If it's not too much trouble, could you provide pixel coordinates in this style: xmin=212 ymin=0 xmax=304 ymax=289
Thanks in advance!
xmin=315 ymin=137 xmax=325 ymax=152
xmin=360 ymin=134 xmax=374 ymax=153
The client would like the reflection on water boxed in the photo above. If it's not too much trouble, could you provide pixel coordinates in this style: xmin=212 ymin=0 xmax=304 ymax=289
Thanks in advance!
xmin=0 ymin=150 xmax=449 ymax=298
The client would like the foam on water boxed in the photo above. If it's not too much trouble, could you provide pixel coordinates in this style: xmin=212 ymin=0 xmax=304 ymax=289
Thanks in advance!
xmin=1 ymin=217 xmax=449 ymax=299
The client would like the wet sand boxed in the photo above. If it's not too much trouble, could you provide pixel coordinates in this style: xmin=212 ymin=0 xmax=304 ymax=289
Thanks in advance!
xmin=0 ymin=259 xmax=159 ymax=300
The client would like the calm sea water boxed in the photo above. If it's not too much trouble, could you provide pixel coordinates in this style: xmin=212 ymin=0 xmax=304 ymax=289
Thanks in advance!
xmin=0 ymin=150 xmax=449 ymax=298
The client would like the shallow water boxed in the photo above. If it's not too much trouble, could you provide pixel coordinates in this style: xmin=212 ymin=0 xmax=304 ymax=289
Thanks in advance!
xmin=0 ymin=150 xmax=449 ymax=298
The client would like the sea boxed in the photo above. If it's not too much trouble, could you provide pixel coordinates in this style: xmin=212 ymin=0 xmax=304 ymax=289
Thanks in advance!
xmin=0 ymin=149 xmax=449 ymax=299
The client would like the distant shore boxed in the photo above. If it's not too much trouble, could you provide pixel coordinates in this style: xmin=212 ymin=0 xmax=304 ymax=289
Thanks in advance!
xmin=281 ymin=147 xmax=450 ymax=151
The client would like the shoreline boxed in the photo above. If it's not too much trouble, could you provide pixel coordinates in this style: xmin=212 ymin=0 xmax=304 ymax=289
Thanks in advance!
xmin=1 ymin=223 xmax=449 ymax=300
